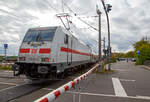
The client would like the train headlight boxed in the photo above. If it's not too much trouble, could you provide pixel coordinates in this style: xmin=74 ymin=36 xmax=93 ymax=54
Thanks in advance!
xmin=30 ymin=42 xmax=34 ymax=46
xmin=38 ymin=42 xmax=41 ymax=46
xmin=19 ymin=57 xmax=26 ymax=61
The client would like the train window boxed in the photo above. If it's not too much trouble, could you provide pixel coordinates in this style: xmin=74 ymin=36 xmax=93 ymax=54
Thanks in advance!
xmin=64 ymin=34 xmax=68 ymax=44
xmin=23 ymin=28 xmax=56 ymax=42
xmin=38 ymin=29 xmax=56 ymax=41
xmin=23 ymin=30 xmax=38 ymax=42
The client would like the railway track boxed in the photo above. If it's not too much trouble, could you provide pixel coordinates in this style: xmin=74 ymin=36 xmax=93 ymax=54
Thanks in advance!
xmin=0 ymin=65 xmax=93 ymax=102
xmin=0 ymin=84 xmax=41 ymax=102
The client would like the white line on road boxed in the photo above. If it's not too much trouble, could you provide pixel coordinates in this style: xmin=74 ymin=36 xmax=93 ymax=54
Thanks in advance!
xmin=112 ymin=77 xmax=127 ymax=97
xmin=0 ymin=82 xmax=18 ymax=86
xmin=0 ymin=83 xmax=25 ymax=92
xmin=136 ymin=95 xmax=150 ymax=100
xmin=120 ymin=79 xmax=136 ymax=82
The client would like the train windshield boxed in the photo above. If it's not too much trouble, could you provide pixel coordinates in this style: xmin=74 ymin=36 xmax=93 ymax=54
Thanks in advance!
xmin=38 ymin=29 xmax=56 ymax=41
xmin=23 ymin=28 xmax=56 ymax=42
xmin=23 ymin=30 xmax=38 ymax=42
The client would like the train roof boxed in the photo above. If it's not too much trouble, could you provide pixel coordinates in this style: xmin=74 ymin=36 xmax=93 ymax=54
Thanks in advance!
xmin=28 ymin=26 xmax=92 ymax=50
xmin=29 ymin=26 xmax=59 ymax=30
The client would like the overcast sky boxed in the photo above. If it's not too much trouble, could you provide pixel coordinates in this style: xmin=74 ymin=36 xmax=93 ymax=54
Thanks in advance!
xmin=0 ymin=0 xmax=150 ymax=55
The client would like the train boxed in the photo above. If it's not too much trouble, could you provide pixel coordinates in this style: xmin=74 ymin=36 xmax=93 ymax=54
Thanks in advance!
xmin=12 ymin=26 xmax=98 ymax=80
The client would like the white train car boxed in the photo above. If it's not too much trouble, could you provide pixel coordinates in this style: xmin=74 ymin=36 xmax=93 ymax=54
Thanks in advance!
xmin=12 ymin=26 xmax=97 ymax=80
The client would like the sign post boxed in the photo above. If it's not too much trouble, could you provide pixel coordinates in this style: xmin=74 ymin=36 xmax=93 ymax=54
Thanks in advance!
xmin=137 ymin=50 xmax=140 ymax=63
xmin=4 ymin=44 xmax=8 ymax=61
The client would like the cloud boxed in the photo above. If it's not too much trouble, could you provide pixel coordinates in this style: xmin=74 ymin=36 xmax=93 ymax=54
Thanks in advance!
xmin=0 ymin=0 xmax=150 ymax=55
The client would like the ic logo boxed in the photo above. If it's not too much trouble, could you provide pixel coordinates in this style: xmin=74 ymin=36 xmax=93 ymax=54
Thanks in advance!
xmin=32 ymin=49 xmax=38 ymax=54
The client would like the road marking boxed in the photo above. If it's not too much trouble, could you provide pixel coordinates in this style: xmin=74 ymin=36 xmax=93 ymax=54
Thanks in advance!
xmin=112 ymin=77 xmax=127 ymax=97
xmin=42 ymin=88 xmax=150 ymax=100
xmin=120 ymin=79 xmax=136 ymax=82
xmin=5 ymin=71 xmax=13 ymax=73
xmin=136 ymin=95 xmax=150 ymax=100
xmin=0 ymin=82 xmax=18 ymax=86
xmin=0 ymin=86 xmax=17 ymax=92
xmin=43 ymin=88 xmax=54 ymax=91
xmin=0 ymin=83 xmax=25 ymax=92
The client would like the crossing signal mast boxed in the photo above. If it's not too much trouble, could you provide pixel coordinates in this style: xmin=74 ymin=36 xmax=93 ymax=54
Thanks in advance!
xmin=101 ymin=0 xmax=112 ymax=70
xmin=106 ymin=4 xmax=112 ymax=13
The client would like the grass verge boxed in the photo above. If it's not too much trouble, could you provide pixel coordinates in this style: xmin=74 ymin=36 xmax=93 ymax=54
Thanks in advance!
xmin=0 ymin=65 xmax=12 ymax=70
xmin=94 ymin=64 xmax=114 ymax=74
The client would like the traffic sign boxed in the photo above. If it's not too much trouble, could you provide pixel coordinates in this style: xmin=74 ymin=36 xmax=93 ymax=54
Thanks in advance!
xmin=4 ymin=44 xmax=8 ymax=49
xmin=137 ymin=50 xmax=140 ymax=55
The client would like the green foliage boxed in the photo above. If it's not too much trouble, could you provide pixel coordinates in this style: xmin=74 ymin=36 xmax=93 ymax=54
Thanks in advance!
xmin=111 ymin=51 xmax=135 ymax=61
xmin=0 ymin=65 xmax=12 ymax=70
xmin=0 ymin=56 xmax=17 ymax=61
xmin=125 ymin=51 xmax=135 ymax=58
xmin=135 ymin=43 xmax=150 ymax=64
xmin=111 ymin=53 xmax=117 ymax=63
xmin=115 ymin=53 xmax=126 ymax=58
xmin=133 ymin=40 xmax=148 ymax=50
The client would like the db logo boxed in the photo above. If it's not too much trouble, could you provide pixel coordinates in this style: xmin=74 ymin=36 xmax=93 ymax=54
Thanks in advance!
xmin=32 ymin=49 xmax=37 ymax=54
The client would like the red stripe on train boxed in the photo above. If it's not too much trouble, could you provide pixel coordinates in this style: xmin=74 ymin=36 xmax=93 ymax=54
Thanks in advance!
xmin=60 ymin=47 xmax=90 ymax=56
xmin=20 ymin=48 xmax=30 ymax=53
xmin=39 ymin=48 xmax=51 ymax=54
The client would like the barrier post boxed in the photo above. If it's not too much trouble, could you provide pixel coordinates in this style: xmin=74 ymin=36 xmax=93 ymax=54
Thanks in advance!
xmin=72 ymin=85 xmax=76 ymax=102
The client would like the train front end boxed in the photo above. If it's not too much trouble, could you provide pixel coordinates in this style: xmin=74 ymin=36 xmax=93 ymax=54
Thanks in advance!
xmin=12 ymin=27 xmax=57 ymax=80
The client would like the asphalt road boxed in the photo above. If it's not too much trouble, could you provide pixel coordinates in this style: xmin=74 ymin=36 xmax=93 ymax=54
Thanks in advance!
xmin=0 ymin=61 xmax=150 ymax=102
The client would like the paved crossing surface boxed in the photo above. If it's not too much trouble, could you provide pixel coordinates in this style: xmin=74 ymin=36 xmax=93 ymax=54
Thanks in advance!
xmin=0 ymin=61 xmax=150 ymax=102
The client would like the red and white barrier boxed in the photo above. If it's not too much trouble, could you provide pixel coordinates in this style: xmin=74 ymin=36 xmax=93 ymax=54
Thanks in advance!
xmin=34 ymin=63 xmax=99 ymax=102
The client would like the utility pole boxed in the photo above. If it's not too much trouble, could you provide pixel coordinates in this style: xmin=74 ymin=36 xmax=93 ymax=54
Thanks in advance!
xmin=101 ymin=0 xmax=112 ymax=70
xmin=96 ymin=5 xmax=102 ymax=61
xmin=103 ymin=37 xmax=106 ymax=58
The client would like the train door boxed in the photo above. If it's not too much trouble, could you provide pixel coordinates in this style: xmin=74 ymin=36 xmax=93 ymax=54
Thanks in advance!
xmin=65 ymin=34 xmax=72 ymax=65
xmin=71 ymin=37 xmax=73 ymax=64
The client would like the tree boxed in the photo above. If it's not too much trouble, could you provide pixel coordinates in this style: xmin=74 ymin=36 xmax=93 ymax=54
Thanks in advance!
xmin=133 ymin=40 xmax=148 ymax=50
xmin=133 ymin=39 xmax=150 ymax=64
xmin=125 ymin=51 xmax=135 ymax=58
xmin=136 ymin=44 xmax=150 ymax=64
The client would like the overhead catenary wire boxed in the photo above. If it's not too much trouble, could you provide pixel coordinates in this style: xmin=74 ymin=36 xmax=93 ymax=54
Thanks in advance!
xmin=77 ymin=17 xmax=98 ymax=31
xmin=69 ymin=22 xmax=98 ymax=53
xmin=45 ymin=0 xmax=59 ymax=12
xmin=46 ymin=0 xmax=99 ymax=53
xmin=62 ymin=2 xmax=99 ymax=32
xmin=63 ymin=2 xmax=77 ymax=16
xmin=62 ymin=3 xmax=99 ymax=52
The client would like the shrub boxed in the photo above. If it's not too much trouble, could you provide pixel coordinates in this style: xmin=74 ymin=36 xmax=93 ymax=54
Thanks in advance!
xmin=136 ymin=44 xmax=150 ymax=64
